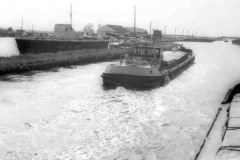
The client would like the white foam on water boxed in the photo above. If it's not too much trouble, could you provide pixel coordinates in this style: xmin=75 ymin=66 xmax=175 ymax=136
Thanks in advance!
xmin=0 ymin=37 xmax=20 ymax=57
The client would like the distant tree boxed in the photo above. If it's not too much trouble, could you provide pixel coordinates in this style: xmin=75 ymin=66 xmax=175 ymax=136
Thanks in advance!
xmin=7 ymin=27 xmax=13 ymax=32
xmin=83 ymin=23 xmax=95 ymax=35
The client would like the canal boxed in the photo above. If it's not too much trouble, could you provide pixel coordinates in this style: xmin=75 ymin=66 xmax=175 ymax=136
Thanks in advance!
xmin=0 ymin=40 xmax=240 ymax=160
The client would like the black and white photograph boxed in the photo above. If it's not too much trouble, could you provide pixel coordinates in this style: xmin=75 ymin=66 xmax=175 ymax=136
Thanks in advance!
xmin=0 ymin=0 xmax=240 ymax=159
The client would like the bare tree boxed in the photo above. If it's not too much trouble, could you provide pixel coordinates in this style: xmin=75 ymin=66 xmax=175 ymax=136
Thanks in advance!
xmin=83 ymin=23 xmax=95 ymax=35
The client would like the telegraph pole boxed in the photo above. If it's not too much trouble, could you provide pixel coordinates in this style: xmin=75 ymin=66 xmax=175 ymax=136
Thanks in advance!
xmin=164 ymin=25 xmax=166 ymax=39
xmin=134 ymin=5 xmax=136 ymax=44
xmin=182 ymin=28 xmax=184 ymax=39
xmin=174 ymin=27 xmax=177 ymax=40
xmin=70 ymin=5 xmax=72 ymax=27
xmin=68 ymin=5 xmax=75 ymax=28
xmin=150 ymin=22 xmax=152 ymax=35
xmin=21 ymin=17 xmax=23 ymax=31
xmin=150 ymin=21 xmax=154 ymax=41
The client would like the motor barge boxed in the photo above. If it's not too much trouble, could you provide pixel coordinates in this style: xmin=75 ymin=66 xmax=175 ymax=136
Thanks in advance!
xmin=101 ymin=45 xmax=195 ymax=87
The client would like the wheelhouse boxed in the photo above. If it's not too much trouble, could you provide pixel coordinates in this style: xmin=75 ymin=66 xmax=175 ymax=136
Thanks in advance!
xmin=130 ymin=46 xmax=163 ymax=60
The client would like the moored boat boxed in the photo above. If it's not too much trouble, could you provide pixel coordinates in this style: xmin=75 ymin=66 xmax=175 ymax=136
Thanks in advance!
xmin=101 ymin=45 xmax=195 ymax=87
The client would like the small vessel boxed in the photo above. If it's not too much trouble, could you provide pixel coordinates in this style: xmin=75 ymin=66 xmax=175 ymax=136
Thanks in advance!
xmin=101 ymin=45 xmax=195 ymax=87
xmin=224 ymin=39 xmax=228 ymax=42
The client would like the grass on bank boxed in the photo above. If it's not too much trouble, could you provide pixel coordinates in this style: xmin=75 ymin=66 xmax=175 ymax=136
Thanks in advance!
xmin=0 ymin=48 xmax=127 ymax=73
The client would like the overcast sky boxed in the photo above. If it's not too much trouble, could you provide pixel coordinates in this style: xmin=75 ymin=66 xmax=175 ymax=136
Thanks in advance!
xmin=1 ymin=0 xmax=240 ymax=37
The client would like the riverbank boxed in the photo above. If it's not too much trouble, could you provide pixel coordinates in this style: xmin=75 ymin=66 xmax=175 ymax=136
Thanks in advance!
xmin=0 ymin=48 xmax=127 ymax=76
xmin=182 ymin=38 xmax=215 ymax=42
xmin=0 ymin=42 xmax=181 ymax=76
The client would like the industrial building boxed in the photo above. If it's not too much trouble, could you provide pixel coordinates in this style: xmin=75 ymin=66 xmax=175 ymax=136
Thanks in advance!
xmin=97 ymin=24 xmax=129 ymax=37
xmin=124 ymin=27 xmax=148 ymax=36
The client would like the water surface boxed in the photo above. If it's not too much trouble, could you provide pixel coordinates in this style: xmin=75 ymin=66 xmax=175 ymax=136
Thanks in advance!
xmin=0 ymin=40 xmax=240 ymax=160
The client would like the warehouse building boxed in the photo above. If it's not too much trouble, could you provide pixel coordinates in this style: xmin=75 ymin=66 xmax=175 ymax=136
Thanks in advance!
xmin=97 ymin=25 xmax=129 ymax=37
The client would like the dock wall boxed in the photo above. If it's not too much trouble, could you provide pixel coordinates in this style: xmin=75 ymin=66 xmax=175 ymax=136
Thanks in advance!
xmin=195 ymin=85 xmax=240 ymax=160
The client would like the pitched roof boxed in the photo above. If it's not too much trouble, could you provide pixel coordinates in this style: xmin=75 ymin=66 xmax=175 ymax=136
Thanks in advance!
xmin=107 ymin=25 xmax=128 ymax=34
xmin=125 ymin=27 xmax=147 ymax=33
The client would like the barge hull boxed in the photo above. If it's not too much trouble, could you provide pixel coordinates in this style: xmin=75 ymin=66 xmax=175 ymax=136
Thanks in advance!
xmin=102 ymin=74 xmax=165 ymax=87
xmin=15 ymin=39 xmax=109 ymax=54
xmin=168 ymin=56 xmax=195 ymax=79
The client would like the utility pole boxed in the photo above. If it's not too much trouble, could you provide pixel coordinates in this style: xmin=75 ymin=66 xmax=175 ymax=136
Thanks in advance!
xmin=68 ymin=5 xmax=75 ymax=28
xmin=182 ymin=28 xmax=184 ymax=39
xmin=70 ymin=5 xmax=72 ymax=27
xmin=150 ymin=21 xmax=154 ymax=42
xmin=134 ymin=5 xmax=136 ymax=44
xmin=164 ymin=25 xmax=166 ymax=39
xmin=150 ymin=22 xmax=152 ymax=35
xmin=21 ymin=17 xmax=23 ymax=31
xmin=174 ymin=27 xmax=177 ymax=40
